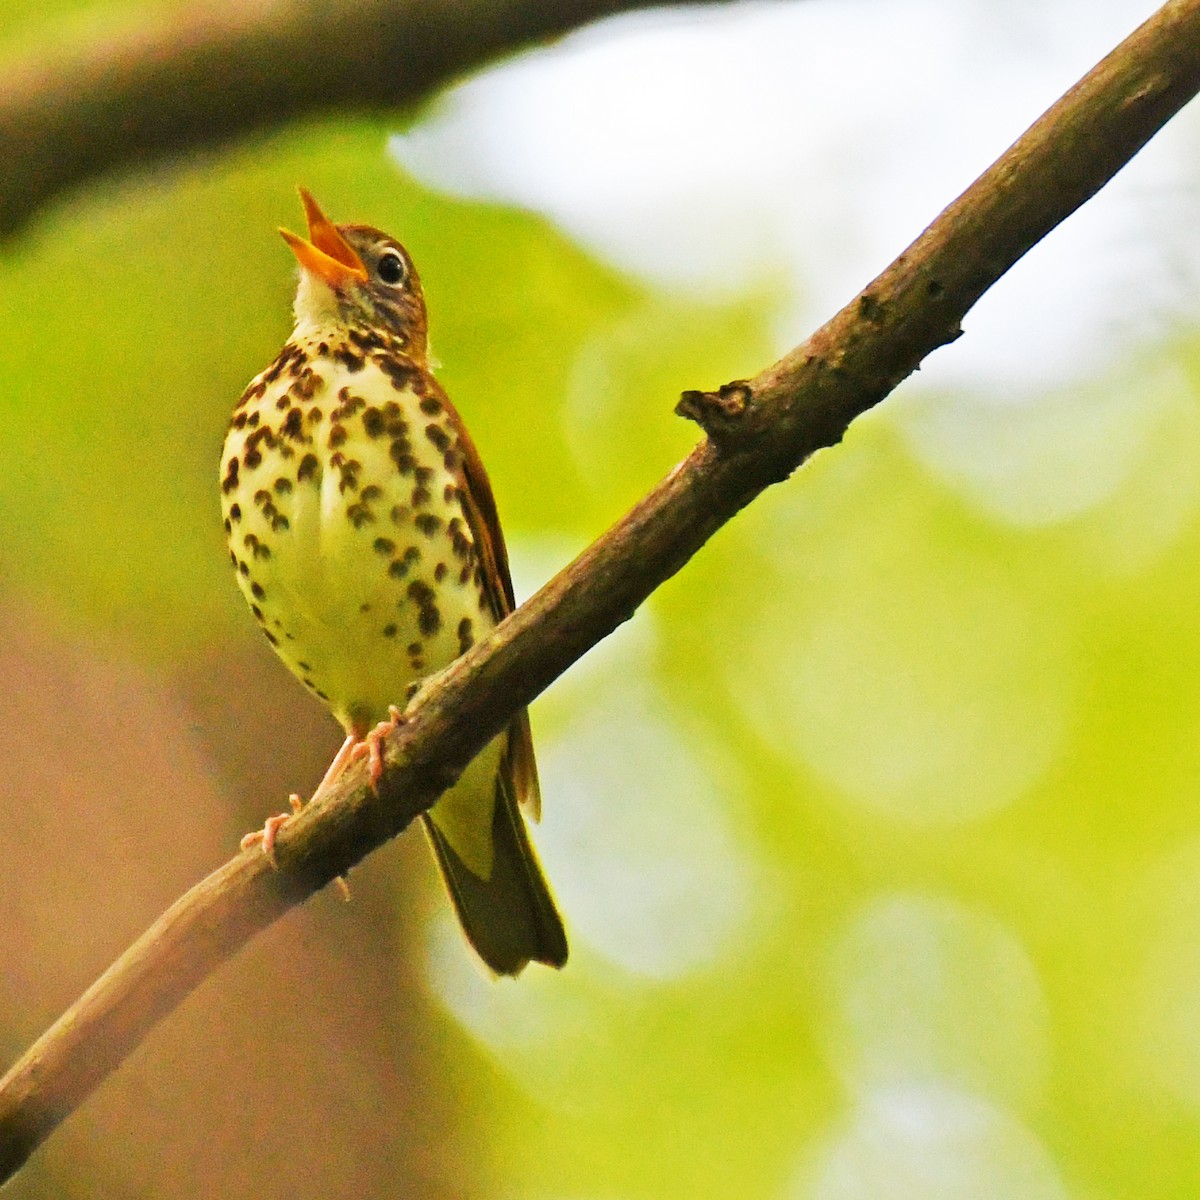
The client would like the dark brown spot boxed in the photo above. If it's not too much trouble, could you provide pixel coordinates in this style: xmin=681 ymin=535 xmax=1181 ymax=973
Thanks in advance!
xmin=229 ymin=503 xmax=242 ymax=522
xmin=377 ymin=357 xmax=420 ymax=391
xmin=329 ymin=423 xmax=348 ymax=449
xmin=223 ymin=517 xmax=231 ymax=534
xmin=282 ymin=408 xmax=304 ymax=440
xmin=418 ymin=605 xmax=441 ymax=637
xmin=415 ymin=513 xmax=442 ymax=536
xmin=443 ymin=483 xmax=458 ymax=504
xmin=250 ymin=602 xmax=262 ymax=619
xmin=263 ymin=630 xmax=278 ymax=646
xmin=244 ymin=426 xmax=274 ymax=453
xmin=346 ymin=501 xmax=374 ymax=529
xmin=362 ymin=408 xmax=385 ymax=438
xmin=458 ymin=617 xmax=474 ymax=654
xmin=333 ymin=346 xmax=364 ymax=372
xmin=234 ymin=379 xmax=266 ymax=411
xmin=374 ymin=537 xmax=396 ymax=556
xmin=291 ymin=368 xmax=321 ymax=402
xmin=247 ymin=411 xmax=260 ymax=428
xmin=390 ymin=504 xmax=411 ymax=525
xmin=443 ymin=448 xmax=461 ymax=472
xmin=389 ymin=559 xmax=409 ymax=580
xmin=382 ymin=623 xmax=397 ymax=638
xmin=408 ymin=579 xmax=434 ymax=605
xmin=411 ymin=484 xmax=431 ymax=507
xmin=253 ymin=489 xmax=271 ymax=507
xmin=232 ymin=411 xmax=248 ymax=430
xmin=404 ymin=546 xmax=421 ymax=565
xmin=337 ymin=458 xmax=361 ymax=493
xmin=308 ymin=407 xmax=323 ymax=424
xmin=450 ymin=524 xmax=472 ymax=559
xmin=434 ymin=562 xmax=448 ymax=582
xmin=360 ymin=484 xmax=382 ymax=503
xmin=297 ymin=454 xmax=319 ymax=483
xmin=419 ymin=396 xmax=441 ymax=415
xmin=244 ymin=448 xmax=262 ymax=469
xmin=275 ymin=393 xmax=291 ymax=411
xmin=425 ymin=424 xmax=450 ymax=452
xmin=274 ymin=477 xmax=293 ymax=494
xmin=222 ymin=457 xmax=240 ymax=493
xmin=242 ymin=532 xmax=270 ymax=561
xmin=297 ymin=660 xmax=312 ymax=671
xmin=251 ymin=581 xmax=265 ymax=599
xmin=271 ymin=514 xmax=289 ymax=532
xmin=350 ymin=328 xmax=386 ymax=352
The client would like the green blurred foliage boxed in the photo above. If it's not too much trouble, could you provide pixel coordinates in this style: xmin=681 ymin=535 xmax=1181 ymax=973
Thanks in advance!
xmin=4 ymin=4 xmax=1200 ymax=1200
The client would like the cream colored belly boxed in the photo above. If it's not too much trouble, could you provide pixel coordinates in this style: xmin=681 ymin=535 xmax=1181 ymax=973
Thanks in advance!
xmin=222 ymin=359 xmax=489 ymax=734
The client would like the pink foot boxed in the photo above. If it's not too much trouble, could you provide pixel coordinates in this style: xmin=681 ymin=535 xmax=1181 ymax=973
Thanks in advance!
xmin=240 ymin=793 xmax=303 ymax=866
xmin=349 ymin=705 xmax=406 ymax=790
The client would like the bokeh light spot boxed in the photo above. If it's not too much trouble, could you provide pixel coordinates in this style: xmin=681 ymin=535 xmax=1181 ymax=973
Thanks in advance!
xmin=735 ymin=555 xmax=1072 ymax=824
xmin=826 ymin=893 xmax=1050 ymax=1110
xmin=801 ymin=1083 xmax=1066 ymax=1200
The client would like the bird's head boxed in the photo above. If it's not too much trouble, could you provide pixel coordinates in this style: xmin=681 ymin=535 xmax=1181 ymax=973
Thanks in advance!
xmin=280 ymin=189 xmax=428 ymax=360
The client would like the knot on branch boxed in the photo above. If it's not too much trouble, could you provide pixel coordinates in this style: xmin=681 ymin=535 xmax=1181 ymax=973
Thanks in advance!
xmin=676 ymin=379 xmax=755 ymax=443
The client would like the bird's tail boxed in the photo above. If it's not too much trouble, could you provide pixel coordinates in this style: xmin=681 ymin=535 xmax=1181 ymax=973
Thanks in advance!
xmin=422 ymin=759 xmax=567 ymax=976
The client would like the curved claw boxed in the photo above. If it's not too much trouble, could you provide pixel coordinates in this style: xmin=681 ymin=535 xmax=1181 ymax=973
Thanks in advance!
xmin=240 ymin=794 xmax=303 ymax=866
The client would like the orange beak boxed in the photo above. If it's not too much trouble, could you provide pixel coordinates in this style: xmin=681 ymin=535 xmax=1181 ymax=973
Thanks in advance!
xmin=279 ymin=188 xmax=368 ymax=287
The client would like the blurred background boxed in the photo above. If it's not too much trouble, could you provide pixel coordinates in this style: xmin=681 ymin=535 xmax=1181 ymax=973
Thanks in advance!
xmin=2 ymin=0 xmax=1200 ymax=1196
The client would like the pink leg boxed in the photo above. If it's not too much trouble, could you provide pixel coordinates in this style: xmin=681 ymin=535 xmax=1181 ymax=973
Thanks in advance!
xmin=348 ymin=705 xmax=406 ymax=790
xmin=313 ymin=732 xmax=365 ymax=799
xmin=241 ymin=732 xmax=361 ymax=864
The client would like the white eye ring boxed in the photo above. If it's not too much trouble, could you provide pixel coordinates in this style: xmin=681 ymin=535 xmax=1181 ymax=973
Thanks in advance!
xmin=377 ymin=252 xmax=406 ymax=286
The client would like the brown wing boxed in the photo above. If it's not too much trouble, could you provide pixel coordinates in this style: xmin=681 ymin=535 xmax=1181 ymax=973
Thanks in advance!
xmin=436 ymin=383 xmax=542 ymax=821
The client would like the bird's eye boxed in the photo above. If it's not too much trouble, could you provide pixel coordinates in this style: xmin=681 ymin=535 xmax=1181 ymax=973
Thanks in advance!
xmin=376 ymin=252 xmax=406 ymax=286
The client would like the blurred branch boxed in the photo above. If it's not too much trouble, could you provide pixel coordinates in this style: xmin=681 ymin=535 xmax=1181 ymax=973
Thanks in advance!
xmin=1 ymin=0 xmax=1199 ymax=1184
xmin=0 ymin=0 xmax=730 ymax=237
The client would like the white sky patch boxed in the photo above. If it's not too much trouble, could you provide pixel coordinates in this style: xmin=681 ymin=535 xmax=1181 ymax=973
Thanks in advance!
xmin=390 ymin=0 xmax=1200 ymax=395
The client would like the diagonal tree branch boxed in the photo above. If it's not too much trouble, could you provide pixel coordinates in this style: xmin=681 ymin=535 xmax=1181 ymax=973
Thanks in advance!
xmin=0 ymin=0 xmax=730 ymax=237
xmin=1 ymin=0 xmax=1198 ymax=1185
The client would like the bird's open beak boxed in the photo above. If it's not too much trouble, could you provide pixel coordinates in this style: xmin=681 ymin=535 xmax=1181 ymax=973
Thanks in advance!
xmin=279 ymin=188 xmax=368 ymax=287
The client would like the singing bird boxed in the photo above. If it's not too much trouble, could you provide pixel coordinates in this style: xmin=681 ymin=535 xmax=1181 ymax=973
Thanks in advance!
xmin=221 ymin=190 xmax=567 ymax=975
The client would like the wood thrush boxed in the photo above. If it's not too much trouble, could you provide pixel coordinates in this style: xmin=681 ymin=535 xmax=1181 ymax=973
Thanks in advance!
xmin=221 ymin=190 xmax=567 ymax=975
